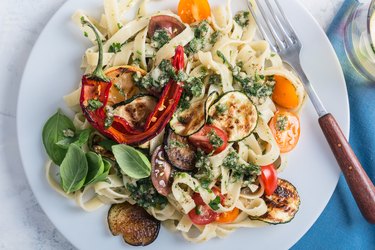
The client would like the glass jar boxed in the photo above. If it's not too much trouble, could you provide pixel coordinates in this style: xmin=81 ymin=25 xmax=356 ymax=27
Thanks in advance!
xmin=344 ymin=0 xmax=375 ymax=81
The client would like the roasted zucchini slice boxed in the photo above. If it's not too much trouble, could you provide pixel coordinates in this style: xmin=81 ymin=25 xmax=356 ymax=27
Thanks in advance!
xmin=169 ymin=92 xmax=219 ymax=137
xmin=113 ymin=95 xmax=158 ymax=131
xmin=169 ymin=98 xmax=206 ymax=136
xmin=105 ymin=66 xmax=146 ymax=106
xmin=164 ymin=128 xmax=196 ymax=171
xmin=257 ymin=179 xmax=300 ymax=224
xmin=108 ymin=202 xmax=160 ymax=246
xmin=208 ymin=91 xmax=258 ymax=142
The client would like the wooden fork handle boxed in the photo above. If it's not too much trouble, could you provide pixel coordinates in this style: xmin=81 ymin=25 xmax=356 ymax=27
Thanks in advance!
xmin=319 ymin=113 xmax=375 ymax=223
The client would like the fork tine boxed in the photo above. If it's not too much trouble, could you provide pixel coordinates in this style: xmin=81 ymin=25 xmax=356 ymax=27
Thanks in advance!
xmin=264 ymin=0 xmax=294 ymax=45
xmin=274 ymin=0 xmax=299 ymax=43
xmin=246 ymin=0 xmax=278 ymax=51
xmin=254 ymin=0 xmax=286 ymax=51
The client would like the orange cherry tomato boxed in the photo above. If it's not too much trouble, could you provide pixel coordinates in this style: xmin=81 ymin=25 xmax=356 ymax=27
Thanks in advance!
xmin=272 ymin=75 xmax=299 ymax=109
xmin=216 ymin=207 xmax=240 ymax=223
xmin=212 ymin=187 xmax=240 ymax=224
xmin=178 ymin=0 xmax=211 ymax=24
xmin=261 ymin=164 xmax=278 ymax=196
xmin=269 ymin=110 xmax=301 ymax=153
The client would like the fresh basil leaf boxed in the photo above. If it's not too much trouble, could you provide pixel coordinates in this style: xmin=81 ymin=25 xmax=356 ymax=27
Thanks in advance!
xmin=90 ymin=159 xmax=111 ymax=183
xmin=56 ymin=129 xmax=91 ymax=150
xmin=60 ymin=144 xmax=88 ymax=193
xmin=42 ymin=110 xmax=76 ymax=165
xmin=112 ymin=144 xmax=151 ymax=179
xmin=74 ymin=129 xmax=91 ymax=147
xmin=56 ymin=137 xmax=75 ymax=149
xmin=85 ymin=152 xmax=104 ymax=185
xmin=98 ymin=139 xmax=117 ymax=151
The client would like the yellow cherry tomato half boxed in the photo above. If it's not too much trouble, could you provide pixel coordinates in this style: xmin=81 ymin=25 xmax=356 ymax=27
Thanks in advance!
xmin=216 ymin=207 xmax=240 ymax=224
xmin=269 ymin=110 xmax=301 ymax=153
xmin=272 ymin=75 xmax=299 ymax=109
xmin=178 ymin=0 xmax=211 ymax=24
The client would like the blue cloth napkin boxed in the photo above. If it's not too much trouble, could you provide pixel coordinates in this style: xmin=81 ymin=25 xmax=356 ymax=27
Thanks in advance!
xmin=292 ymin=0 xmax=375 ymax=249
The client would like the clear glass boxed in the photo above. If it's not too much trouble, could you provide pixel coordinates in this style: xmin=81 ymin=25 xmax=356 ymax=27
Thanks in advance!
xmin=344 ymin=0 xmax=375 ymax=81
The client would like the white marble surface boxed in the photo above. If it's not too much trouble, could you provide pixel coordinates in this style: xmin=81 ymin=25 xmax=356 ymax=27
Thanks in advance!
xmin=0 ymin=0 xmax=344 ymax=249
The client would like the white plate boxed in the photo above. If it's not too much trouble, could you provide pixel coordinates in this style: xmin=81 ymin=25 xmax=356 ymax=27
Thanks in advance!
xmin=17 ymin=0 xmax=349 ymax=249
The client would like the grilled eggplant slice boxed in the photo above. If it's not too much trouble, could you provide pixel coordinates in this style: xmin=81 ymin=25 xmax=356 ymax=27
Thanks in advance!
xmin=164 ymin=128 xmax=196 ymax=171
xmin=148 ymin=15 xmax=185 ymax=39
xmin=151 ymin=146 xmax=173 ymax=196
xmin=257 ymin=179 xmax=300 ymax=224
xmin=105 ymin=66 xmax=146 ymax=106
xmin=113 ymin=95 xmax=158 ymax=131
xmin=208 ymin=91 xmax=258 ymax=142
xmin=108 ymin=202 xmax=160 ymax=246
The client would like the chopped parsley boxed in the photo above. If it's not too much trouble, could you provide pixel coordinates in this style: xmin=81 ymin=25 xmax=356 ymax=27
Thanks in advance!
xmin=208 ymin=196 xmax=221 ymax=210
xmin=178 ymin=94 xmax=191 ymax=111
xmin=234 ymin=11 xmax=250 ymax=28
xmin=177 ymin=76 xmax=205 ymax=111
xmin=193 ymin=149 xmax=214 ymax=189
xmin=117 ymin=23 xmax=123 ymax=29
xmin=108 ymin=42 xmax=122 ymax=53
xmin=210 ymin=31 xmax=221 ymax=44
xmin=184 ymin=77 xmax=203 ymax=97
xmin=87 ymin=99 xmax=103 ymax=110
xmin=217 ymin=50 xmax=231 ymax=66
xmin=215 ymin=103 xmax=227 ymax=114
xmin=206 ymin=116 xmax=214 ymax=125
xmin=223 ymin=151 xmax=260 ymax=182
xmin=151 ymin=29 xmax=171 ymax=49
xmin=195 ymin=205 xmax=202 ymax=215
xmin=276 ymin=115 xmax=288 ymax=131
xmin=208 ymin=129 xmax=224 ymax=149
xmin=114 ymin=83 xmax=125 ymax=96
xmin=127 ymin=178 xmax=168 ymax=209
xmin=217 ymin=50 xmax=276 ymax=100
xmin=186 ymin=21 xmax=210 ymax=55
xmin=241 ymin=80 xmax=275 ymax=98
xmin=208 ymin=74 xmax=222 ymax=86
xmin=133 ymin=59 xmax=177 ymax=92
xmin=83 ymin=31 xmax=88 ymax=37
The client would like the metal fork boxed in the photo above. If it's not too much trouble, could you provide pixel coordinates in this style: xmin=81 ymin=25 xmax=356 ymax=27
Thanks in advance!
xmin=248 ymin=0 xmax=375 ymax=223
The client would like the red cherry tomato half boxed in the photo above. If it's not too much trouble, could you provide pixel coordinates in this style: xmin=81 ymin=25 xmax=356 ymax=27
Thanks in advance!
xmin=188 ymin=125 xmax=228 ymax=155
xmin=188 ymin=193 xmax=218 ymax=225
xmin=261 ymin=164 xmax=278 ymax=196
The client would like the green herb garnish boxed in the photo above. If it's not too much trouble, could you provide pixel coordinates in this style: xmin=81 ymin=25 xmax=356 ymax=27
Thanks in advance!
xmin=108 ymin=42 xmax=122 ymax=53
xmin=87 ymin=99 xmax=103 ymax=111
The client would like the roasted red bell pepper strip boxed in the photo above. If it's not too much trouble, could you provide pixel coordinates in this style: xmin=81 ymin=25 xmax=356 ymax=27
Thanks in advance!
xmin=79 ymin=18 xmax=185 ymax=145
xmin=144 ymin=45 xmax=185 ymax=130
xmin=109 ymin=46 xmax=185 ymax=144
xmin=79 ymin=18 xmax=112 ymax=134
xmin=79 ymin=19 xmax=137 ymax=137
